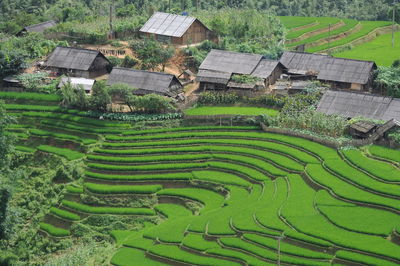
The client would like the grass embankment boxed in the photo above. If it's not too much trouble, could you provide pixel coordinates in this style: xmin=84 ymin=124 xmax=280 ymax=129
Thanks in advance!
xmin=334 ymin=31 xmax=400 ymax=66
xmin=184 ymin=106 xmax=278 ymax=116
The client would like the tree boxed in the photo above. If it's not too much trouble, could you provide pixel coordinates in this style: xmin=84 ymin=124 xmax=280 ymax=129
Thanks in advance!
xmin=89 ymin=80 xmax=111 ymax=112
xmin=129 ymin=39 xmax=175 ymax=71
xmin=0 ymin=50 xmax=26 ymax=78
xmin=108 ymin=83 xmax=137 ymax=112
xmin=127 ymin=94 xmax=176 ymax=113
xmin=59 ymin=82 xmax=89 ymax=110
xmin=0 ymin=101 xmax=15 ymax=170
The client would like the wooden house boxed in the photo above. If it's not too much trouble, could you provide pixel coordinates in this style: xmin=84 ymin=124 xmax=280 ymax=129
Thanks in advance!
xmin=139 ymin=12 xmax=216 ymax=45
xmin=317 ymin=90 xmax=400 ymax=121
xmin=107 ymin=67 xmax=183 ymax=98
xmin=280 ymin=51 xmax=376 ymax=91
xmin=197 ymin=49 xmax=285 ymax=94
xmin=17 ymin=20 xmax=57 ymax=36
xmin=44 ymin=47 xmax=111 ymax=79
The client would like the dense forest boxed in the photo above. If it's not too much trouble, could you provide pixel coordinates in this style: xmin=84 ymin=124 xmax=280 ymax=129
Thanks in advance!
xmin=0 ymin=0 xmax=399 ymax=33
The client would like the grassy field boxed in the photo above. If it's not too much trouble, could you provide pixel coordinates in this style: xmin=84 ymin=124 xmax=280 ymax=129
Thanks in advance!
xmin=2 ymin=93 xmax=400 ymax=265
xmin=334 ymin=31 xmax=400 ymax=66
xmin=184 ymin=106 xmax=279 ymax=116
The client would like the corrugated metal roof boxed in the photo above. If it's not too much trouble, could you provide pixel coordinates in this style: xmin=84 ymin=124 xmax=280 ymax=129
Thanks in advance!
xmin=59 ymin=77 xmax=95 ymax=92
xmin=280 ymin=51 xmax=375 ymax=85
xmin=140 ymin=12 xmax=197 ymax=37
xmin=199 ymin=49 xmax=263 ymax=75
xmin=251 ymin=59 xmax=282 ymax=79
xmin=44 ymin=46 xmax=105 ymax=71
xmin=107 ymin=67 xmax=182 ymax=96
xmin=196 ymin=69 xmax=231 ymax=85
xmin=317 ymin=90 xmax=400 ymax=121
xmin=24 ymin=20 xmax=57 ymax=33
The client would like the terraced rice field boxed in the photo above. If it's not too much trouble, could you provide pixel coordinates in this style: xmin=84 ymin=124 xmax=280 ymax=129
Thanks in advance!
xmin=4 ymin=96 xmax=400 ymax=265
xmin=334 ymin=31 xmax=400 ymax=66
xmin=281 ymin=16 xmax=394 ymax=64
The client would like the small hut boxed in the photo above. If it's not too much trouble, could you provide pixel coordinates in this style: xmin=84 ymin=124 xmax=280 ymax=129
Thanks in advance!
xmin=139 ymin=12 xmax=216 ymax=45
xmin=107 ymin=67 xmax=183 ymax=98
xmin=44 ymin=47 xmax=111 ymax=79
xmin=17 ymin=20 xmax=57 ymax=36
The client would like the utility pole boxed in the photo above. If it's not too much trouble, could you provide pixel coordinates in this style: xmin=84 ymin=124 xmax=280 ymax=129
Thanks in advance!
xmin=109 ymin=0 xmax=115 ymax=39
xmin=327 ymin=23 xmax=331 ymax=55
xmin=393 ymin=0 xmax=396 ymax=48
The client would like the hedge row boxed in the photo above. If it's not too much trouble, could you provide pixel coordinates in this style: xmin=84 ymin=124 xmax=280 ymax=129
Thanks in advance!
xmin=342 ymin=149 xmax=400 ymax=182
xmin=39 ymin=222 xmax=70 ymax=237
xmin=37 ymin=145 xmax=85 ymax=161
xmin=50 ymin=207 xmax=80 ymax=221
xmin=306 ymin=164 xmax=400 ymax=212
xmin=62 ymin=200 xmax=156 ymax=215
xmin=84 ymin=182 xmax=163 ymax=194
xmin=20 ymin=111 xmax=131 ymax=128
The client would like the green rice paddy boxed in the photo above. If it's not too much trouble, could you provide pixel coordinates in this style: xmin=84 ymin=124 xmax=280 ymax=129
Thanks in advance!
xmin=3 ymin=95 xmax=400 ymax=265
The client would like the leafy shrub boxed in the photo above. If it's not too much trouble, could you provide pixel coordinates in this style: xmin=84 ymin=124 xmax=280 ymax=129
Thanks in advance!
xmin=198 ymin=92 xmax=239 ymax=105
xmin=230 ymin=74 xmax=262 ymax=84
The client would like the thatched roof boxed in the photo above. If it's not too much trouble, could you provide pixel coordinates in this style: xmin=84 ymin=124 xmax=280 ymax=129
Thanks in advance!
xmin=280 ymin=51 xmax=376 ymax=85
xmin=317 ymin=90 xmax=400 ymax=121
xmin=107 ymin=67 xmax=182 ymax=96
xmin=44 ymin=47 xmax=108 ymax=71
xmin=199 ymin=49 xmax=263 ymax=75
xmin=22 ymin=20 xmax=57 ymax=33
xmin=140 ymin=12 xmax=208 ymax=37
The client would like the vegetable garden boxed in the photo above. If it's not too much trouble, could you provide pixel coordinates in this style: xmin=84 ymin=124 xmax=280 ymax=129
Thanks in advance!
xmin=3 ymin=96 xmax=400 ymax=265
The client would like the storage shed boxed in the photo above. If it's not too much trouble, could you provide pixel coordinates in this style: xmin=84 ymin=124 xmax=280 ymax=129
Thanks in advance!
xmin=17 ymin=20 xmax=57 ymax=35
xmin=58 ymin=77 xmax=95 ymax=94
xmin=44 ymin=47 xmax=111 ymax=79
xmin=197 ymin=49 xmax=284 ymax=92
xmin=140 ymin=12 xmax=216 ymax=45
xmin=280 ymin=51 xmax=376 ymax=91
xmin=107 ymin=67 xmax=183 ymax=97
xmin=317 ymin=90 xmax=400 ymax=121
